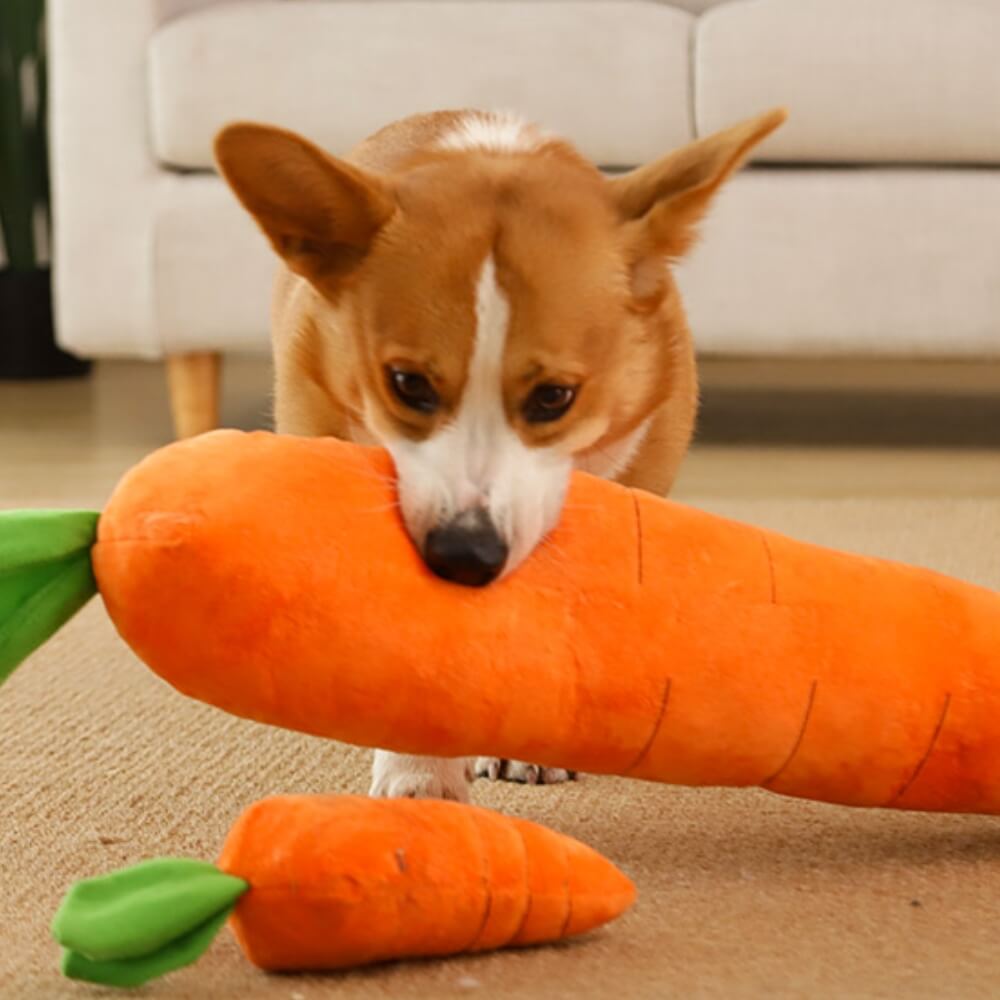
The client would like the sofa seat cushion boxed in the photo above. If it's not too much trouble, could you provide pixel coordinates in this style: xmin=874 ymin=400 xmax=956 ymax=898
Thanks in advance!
xmin=695 ymin=0 xmax=1000 ymax=164
xmin=150 ymin=0 xmax=695 ymax=169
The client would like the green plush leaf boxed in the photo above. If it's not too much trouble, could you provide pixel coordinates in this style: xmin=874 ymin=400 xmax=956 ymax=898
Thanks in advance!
xmin=0 ymin=510 xmax=100 ymax=685
xmin=52 ymin=858 xmax=248 ymax=962
xmin=0 ymin=509 xmax=99 ymax=575
xmin=60 ymin=906 xmax=236 ymax=989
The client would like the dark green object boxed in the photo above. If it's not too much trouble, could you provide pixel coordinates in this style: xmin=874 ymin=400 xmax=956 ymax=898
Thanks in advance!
xmin=0 ymin=0 xmax=48 ymax=271
xmin=0 ymin=509 xmax=100 ymax=685
xmin=53 ymin=858 xmax=249 ymax=989
xmin=0 ymin=268 xmax=91 ymax=378
xmin=0 ymin=0 xmax=90 ymax=377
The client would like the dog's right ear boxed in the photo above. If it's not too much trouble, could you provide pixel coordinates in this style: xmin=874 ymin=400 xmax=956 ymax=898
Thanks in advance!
xmin=214 ymin=123 xmax=395 ymax=296
xmin=608 ymin=108 xmax=787 ymax=310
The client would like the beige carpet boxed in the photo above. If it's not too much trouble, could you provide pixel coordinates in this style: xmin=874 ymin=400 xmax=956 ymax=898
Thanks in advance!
xmin=3 ymin=496 xmax=1000 ymax=1000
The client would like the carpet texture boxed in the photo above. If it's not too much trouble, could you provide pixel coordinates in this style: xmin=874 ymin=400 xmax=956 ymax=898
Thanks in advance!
xmin=3 ymin=497 xmax=999 ymax=999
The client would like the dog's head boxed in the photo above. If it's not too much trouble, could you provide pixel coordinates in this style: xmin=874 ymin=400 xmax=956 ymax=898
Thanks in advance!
xmin=216 ymin=109 xmax=785 ymax=585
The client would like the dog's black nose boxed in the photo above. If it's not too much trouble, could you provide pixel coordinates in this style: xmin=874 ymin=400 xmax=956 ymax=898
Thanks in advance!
xmin=424 ymin=510 xmax=508 ymax=587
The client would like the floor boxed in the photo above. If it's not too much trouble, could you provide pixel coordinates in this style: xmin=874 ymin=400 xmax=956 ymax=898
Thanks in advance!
xmin=4 ymin=358 xmax=1000 ymax=999
xmin=1 ymin=356 xmax=998 ymax=508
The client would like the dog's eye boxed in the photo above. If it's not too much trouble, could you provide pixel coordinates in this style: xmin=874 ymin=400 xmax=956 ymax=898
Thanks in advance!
xmin=388 ymin=368 xmax=439 ymax=414
xmin=523 ymin=384 xmax=577 ymax=424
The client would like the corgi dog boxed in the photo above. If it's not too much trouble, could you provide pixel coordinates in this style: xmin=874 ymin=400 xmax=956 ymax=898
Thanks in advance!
xmin=214 ymin=106 xmax=786 ymax=802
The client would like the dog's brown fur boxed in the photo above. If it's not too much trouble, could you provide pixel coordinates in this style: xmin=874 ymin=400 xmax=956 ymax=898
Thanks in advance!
xmin=215 ymin=107 xmax=786 ymax=496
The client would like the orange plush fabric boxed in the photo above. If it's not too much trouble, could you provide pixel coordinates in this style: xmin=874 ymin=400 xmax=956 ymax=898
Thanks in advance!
xmin=220 ymin=795 xmax=635 ymax=970
xmin=95 ymin=431 xmax=1000 ymax=814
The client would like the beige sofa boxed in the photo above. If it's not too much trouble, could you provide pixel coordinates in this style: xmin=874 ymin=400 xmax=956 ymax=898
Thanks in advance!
xmin=48 ymin=0 xmax=1000 ymax=436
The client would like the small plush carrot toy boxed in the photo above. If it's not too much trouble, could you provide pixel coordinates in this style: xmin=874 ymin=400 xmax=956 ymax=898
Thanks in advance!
xmin=4 ymin=430 xmax=1000 ymax=814
xmin=51 ymin=795 xmax=636 ymax=987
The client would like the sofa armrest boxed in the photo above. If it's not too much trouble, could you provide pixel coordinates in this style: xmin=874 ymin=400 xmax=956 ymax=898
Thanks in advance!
xmin=48 ymin=0 xmax=237 ymax=357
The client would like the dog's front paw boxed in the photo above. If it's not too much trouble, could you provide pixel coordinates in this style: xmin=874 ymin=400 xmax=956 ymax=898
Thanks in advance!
xmin=474 ymin=758 xmax=577 ymax=785
xmin=369 ymin=751 xmax=471 ymax=802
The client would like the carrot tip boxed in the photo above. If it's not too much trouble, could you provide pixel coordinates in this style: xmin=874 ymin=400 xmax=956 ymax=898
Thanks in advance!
xmin=564 ymin=842 xmax=638 ymax=937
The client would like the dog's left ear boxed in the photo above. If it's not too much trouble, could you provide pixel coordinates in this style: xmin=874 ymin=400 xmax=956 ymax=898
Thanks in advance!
xmin=214 ymin=122 xmax=396 ymax=298
xmin=609 ymin=107 xmax=787 ymax=307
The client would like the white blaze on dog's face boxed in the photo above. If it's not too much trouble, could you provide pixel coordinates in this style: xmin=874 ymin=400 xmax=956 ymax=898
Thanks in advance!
xmin=214 ymin=108 xmax=788 ymax=583
xmin=375 ymin=256 xmax=573 ymax=574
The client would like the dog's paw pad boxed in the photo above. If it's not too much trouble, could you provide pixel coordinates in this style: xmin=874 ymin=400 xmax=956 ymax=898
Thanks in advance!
xmin=474 ymin=758 xmax=577 ymax=785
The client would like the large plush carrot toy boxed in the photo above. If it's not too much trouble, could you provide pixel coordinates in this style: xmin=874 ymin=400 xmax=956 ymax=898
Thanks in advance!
xmin=52 ymin=795 xmax=635 ymax=987
xmin=3 ymin=430 xmax=1000 ymax=814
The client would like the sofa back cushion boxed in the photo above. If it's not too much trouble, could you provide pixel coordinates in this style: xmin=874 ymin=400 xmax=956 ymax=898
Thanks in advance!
xmin=151 ymin=0 xmax=697 ymax=169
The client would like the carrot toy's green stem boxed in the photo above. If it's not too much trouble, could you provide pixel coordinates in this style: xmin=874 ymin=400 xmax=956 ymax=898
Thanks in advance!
xmin=52 ymin=858 xmax=248 ymax=988
xmin=0 ymin=509 xmax=100 ymax=684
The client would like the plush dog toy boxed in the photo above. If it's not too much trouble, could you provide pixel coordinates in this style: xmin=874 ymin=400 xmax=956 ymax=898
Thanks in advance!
xmin=3 ymin=430 xmax=1000 ymax=814
xmin=52 ymin=795 xmax=634 ymax=987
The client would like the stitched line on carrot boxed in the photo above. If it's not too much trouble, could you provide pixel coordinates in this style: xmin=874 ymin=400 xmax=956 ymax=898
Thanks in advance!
xmin=566 ymin=644 xmax=586 ymax=760
xmin=506 ymin=827 xmax=535 ymax=947
xmin=467 ymin=812 xmax=495 ymax=952
xmin=761 ymin=680 xmax=818 ymax=787
xmin=760 ymin=532 xmax=777 ymax=604
xmin=558 ymin=844 xmax=574 ymax=940
xmin=885 ymin=693 xmax=952 ymax=807
xmin=630 ymin=492 xmax=644 ymax=586
xmin=625 ymin=678 xmax=672 ymax=774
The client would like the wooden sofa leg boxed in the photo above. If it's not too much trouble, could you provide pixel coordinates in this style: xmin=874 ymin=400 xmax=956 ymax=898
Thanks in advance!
xmin=166 ymin=352 xmax=221 ymax=439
